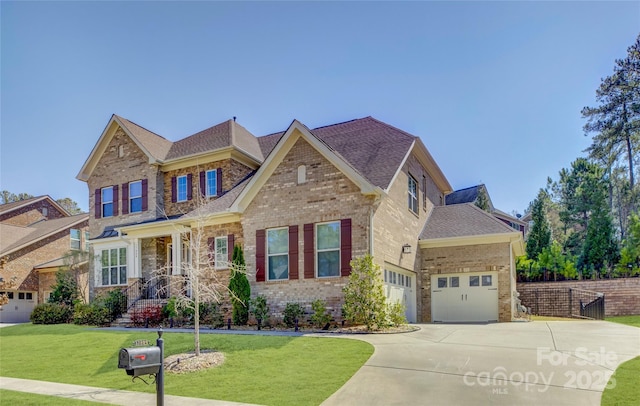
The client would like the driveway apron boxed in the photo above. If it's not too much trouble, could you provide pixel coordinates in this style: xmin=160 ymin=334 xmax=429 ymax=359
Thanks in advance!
xmin=322 ymin=321 xmax=640 ymax=406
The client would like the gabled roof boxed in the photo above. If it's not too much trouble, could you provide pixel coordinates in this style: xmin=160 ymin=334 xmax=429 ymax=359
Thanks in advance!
xmin=445 ymin=184 xmax=494 ymax=208
xmin=115 ymin=115 xmax=173 ymax=161
xmin=420 ymin=203 xmax=516 ymax=240
xmin=0 ymin=195 xmax=69 ymax=217
xmin=0 ymin=214 xmax=88 ymax=255
xmin=166 ymin=119 xmax=263 ymax=161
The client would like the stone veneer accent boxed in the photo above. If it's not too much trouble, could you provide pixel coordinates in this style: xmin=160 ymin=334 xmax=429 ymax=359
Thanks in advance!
xmin=420 ymin=242 xmax=514 ymax=322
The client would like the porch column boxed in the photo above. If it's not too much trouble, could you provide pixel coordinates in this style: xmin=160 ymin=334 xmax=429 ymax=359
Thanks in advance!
xmin=172 ymin=232 xmax=182 ymax=275
xmin=131 ymin=238 xmax=142 ymax=278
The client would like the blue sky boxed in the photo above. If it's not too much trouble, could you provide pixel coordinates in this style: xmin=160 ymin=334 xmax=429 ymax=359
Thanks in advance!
xmin=1 ymin=1 xmax=638 ymax=214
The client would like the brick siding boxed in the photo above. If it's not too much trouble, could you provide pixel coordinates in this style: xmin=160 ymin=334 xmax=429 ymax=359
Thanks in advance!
xmin=0 ymin=199 xmax=67 ymax=226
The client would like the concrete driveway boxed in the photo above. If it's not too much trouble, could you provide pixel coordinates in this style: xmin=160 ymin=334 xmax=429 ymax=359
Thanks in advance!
xmin=322 ymin=321 xmax=640 ymax=406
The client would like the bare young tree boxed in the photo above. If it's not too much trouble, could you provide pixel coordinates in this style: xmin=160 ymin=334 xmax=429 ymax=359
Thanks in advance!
xmin=149 ymin=182 xmax=247 ymax=356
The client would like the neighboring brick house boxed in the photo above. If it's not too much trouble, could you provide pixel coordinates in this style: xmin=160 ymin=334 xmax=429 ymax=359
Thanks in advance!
xmin=78 ymin=115 xmax=524 ymax=324
xmin=445 ymin=184 xmax=527 ymax=236
xmin=0 ymin=196 xmax=89 ymax=322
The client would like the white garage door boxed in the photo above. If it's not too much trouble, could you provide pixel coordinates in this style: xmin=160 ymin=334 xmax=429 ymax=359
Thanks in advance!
xmin=0 ymin=291 xmax=37 ymax=323
xmin=431 ymin=272 xmax=498 ymax=323
xmin=384 ymin=266 xmax=416 ymax=323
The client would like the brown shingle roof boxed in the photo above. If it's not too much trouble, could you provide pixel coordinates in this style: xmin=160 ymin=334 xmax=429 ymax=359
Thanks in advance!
xmin=420 ymin=203 xmax=516 ymax=240
xmin=115 ymin=115 xmax=173 ymax=161
xmin=166 ymin=120 xmax=263 ymax=161
xmin=0 ymin=214 xmax=89 ymax=255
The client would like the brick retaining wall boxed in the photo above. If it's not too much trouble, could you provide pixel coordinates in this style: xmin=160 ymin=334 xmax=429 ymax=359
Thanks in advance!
xmin=517 ymin=278 xmax=640 ymax=317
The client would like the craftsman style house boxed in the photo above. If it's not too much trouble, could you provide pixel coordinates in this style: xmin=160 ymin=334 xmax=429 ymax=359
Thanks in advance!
xmin=78 ymin=115 xmax=523 ymax=323
xmin=0 ymin=196 xmax=89 ymax=322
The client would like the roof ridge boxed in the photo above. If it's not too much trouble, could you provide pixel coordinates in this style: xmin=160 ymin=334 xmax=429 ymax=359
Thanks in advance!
xmin=115 ymin=115 xmax=172 ymax=142
xmin=310 ymin=116 xmax=371 ymax=131
xmin=464 ymin=203 xmax=517 ymax=232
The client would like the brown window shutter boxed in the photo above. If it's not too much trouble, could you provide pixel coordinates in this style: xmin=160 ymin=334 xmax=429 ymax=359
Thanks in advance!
xmin=256 ymin=229 xmax=265 ymax=282
xmin=187 ymin=174 xmax=193 ymax=200
xmin=171 ymin=176 xmax=177 ymax=203
xmin=216 ymin=168 xmax=223 ymax=196
xmin=94 ymin=189 xmax=101 ymax=219
xmin=200 ymin=171 xmax=206 ymax=197
xmin=208 ymin=237 xmax=215 ymax=264
xmin=289 ymin=225 xmax=299 ymax=280
xmin=227 ymin=234 xmax=235 ymax=262
xmin=340 ymin=218 xmax=352 ymax=276
xmin=121 ymin=183 xmax=129 ymax=215
xmin=141 ymin=179 xmax=148 ymax=211
xmin=304 ymin=223 xmax=314 ymax=279
xmin=113 ymin=185 xmax=119 ymax=216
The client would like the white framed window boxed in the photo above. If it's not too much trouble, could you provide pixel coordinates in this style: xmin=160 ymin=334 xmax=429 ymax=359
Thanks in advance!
xmin=316 ymin=221 xmax=340 ymax=278
xmin=177 ymin=175 xmax=188 ymax=202
xmin=206 ymin=170 xmax=217 ymax=197
xmin=267 ymin=228 xmax=289 ymax=280
xmin=85 ymin=231 xmax=90 ymax=251
xmin=129 ymin=180 xmax=142 ymax=213
xmin=215 ymin=236 xmax=228 ymax=269
xmin=70 ymin=229 xmax=81 ymax=250
xmin=408 ymin=175 xmax=418 ymax=214
xmin=101 ymin=248 xmax=127 ymax=286
xmin=101 ymin=187 xmax=113 ymax=217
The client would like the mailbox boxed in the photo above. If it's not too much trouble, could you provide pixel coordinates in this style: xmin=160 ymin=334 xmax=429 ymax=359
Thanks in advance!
xmin=118 ymin=346 xmax=162 ymax=377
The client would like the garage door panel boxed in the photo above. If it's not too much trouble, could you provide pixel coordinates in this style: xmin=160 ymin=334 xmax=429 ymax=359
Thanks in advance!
xmin=431 ymin=272 xmax=498 ymax=323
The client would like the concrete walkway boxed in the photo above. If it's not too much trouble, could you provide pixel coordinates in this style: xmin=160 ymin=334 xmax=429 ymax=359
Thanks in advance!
xmin=1 ymin=321 xmax=639 ymax=405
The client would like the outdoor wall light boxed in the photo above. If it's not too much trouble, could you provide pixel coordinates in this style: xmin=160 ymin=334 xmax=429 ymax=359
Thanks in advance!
xmin=402 ymin=244 xmax=411 ymax=254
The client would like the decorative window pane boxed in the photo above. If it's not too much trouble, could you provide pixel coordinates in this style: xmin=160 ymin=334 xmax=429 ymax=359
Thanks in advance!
xmin=101 ymin=248 xmax=127 ymax=286
xmin=470 ymin=276 xmax=480 ymax=287
xmin=85 ymin=231 xmax=90 ymax=251
xmin=129 ymin=180 xmax=142 ymax=213
xmin=408 ymin=175 xmax=418 ymax=214
xmin=316 ymin=222 xmax=340 ymax=277
xmin=450 ymin=276 xmax=459 ymax=288
xmin=177 ymin=176 xmax=187 ymax=202
xmin=206 ymin=170 xmax=217 ymax=197
xmin=26 ymin=292 xmax=33 ymax=300
xmin=482 ymin=275 xmax=492 ymax=286
xmin=215 ymin=236 xmax=228 ymax=269
xmin=267 ymin=228 xmax=288 ymax=280
xmin=438 ymin=277 xmax=447 ymax=288
xmin=70 ymin=229 xmax=81 ymax=250
xmin=102 ymin=187 xmax=113 ymax=217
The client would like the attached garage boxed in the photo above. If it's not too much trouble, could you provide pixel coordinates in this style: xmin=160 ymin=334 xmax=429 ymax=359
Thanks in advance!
xmin=0 ymin=291 xmax=37 ymax=323
xmin=384 ymin=264 xmax=417 ymax=323
xmin=431 ymin=272 xmax=498 ymax=322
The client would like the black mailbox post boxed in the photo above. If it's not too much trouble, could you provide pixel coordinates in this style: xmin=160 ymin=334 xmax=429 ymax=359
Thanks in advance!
xmin=118 ymin=329 xmax=165 ymax=406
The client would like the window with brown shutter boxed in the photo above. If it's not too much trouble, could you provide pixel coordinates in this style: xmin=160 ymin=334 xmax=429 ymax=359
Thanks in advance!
xmin=304 ymin=223 xmax=314 ymax=279
xmin=171 ymin=176 xmax=177 ymax=203
xmin=216 ymin=168 xmax=223 ymax=196
xmin=289 ymin=226 xmax=299 ymax=279
xmin=112 ymin=185 xmax=119 ymax=216
xmin=121 ymin=183 xmax=129 ymax=215
xmin=94 ymin=189 xmax=101 ymax=219
xmin=187 ymin=173 xmax=193 ymax=200
xmin=256 ymin=229 xmax=265 ymax=282
xmin=340 ymin=218 xmax=352 ymax=276
xmin=227 ymin=234 xmax=235 ymax=262
xmin=141 ymin=179 xmax=148 ymax=211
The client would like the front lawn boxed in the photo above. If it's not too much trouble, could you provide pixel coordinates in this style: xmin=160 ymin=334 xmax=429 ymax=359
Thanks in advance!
xmin=0 ymin=389 xmax=98 ymax=405
xmin=601 ymin=356 xmax=640 ymax=406
xmin=605 ymin=315 xmax=640 ymax=328
xmin=0 ymin=324 xmax=373 ymax=406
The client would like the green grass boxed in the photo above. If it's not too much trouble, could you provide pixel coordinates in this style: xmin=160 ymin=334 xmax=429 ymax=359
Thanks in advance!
xmin=0 ymin=324 xmax=373 ymax=406
xmin=0 ymin=389 xmax=99 ymax=405
xmin=530 ymin=315 xmax=578 ymax=321
xmin=601 ymin=356 xmax=640 ymax=406
xmin=605 ymin=315 xmax=640 ymax=328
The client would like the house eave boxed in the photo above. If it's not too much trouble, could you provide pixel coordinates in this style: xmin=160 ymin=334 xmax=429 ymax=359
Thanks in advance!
xmin=419 ymin=232 xmax=524 ymax=252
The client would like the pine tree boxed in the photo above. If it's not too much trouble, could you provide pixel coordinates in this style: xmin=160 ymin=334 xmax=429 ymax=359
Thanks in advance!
xmin=526 ymin=189 xmax=552 ymax=261
xmin=229 ymin=244 xmax=250 ymax=325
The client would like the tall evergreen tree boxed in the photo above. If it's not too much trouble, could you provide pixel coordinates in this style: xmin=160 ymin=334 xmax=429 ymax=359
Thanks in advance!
xmin=578 ymin=200 xmax=619 ymax=278
xmin=475 ymin=186 xmax=491 ymax=212
xmin=526 ymin=189 xmax=552 ymax=261
xmin=229 ymin=244 xmax=250 ymax=325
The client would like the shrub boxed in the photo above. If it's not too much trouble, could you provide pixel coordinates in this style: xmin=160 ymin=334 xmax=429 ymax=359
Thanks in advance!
xmin=73 ymin=303 xmax=110 ymax=326
xmin=283 ymin=302 xmax=305 ymax=328
xmin=251 ymin=295 xmax=269 ymax=327
xmin=310 ymin=299 xmax=331 ymax=329
xmin=30 ymin=303 xmax=72 ymax=324
xmin=131 ymin=305 xmax=164 ymax=327
xmin=48 ymin=271 xmax=78 ymax=307
xmin=99 ymin=289 xmax=127 ymax=321
xmin=229 ymin=245 xmax=250 ymax=325
xmin=199 ymin=301 xmax=224 ymax=328
xmin=387 ymin=301 xmax=407 ymax=327
xmin=342 ymin=254 xmax=388 ymax=330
